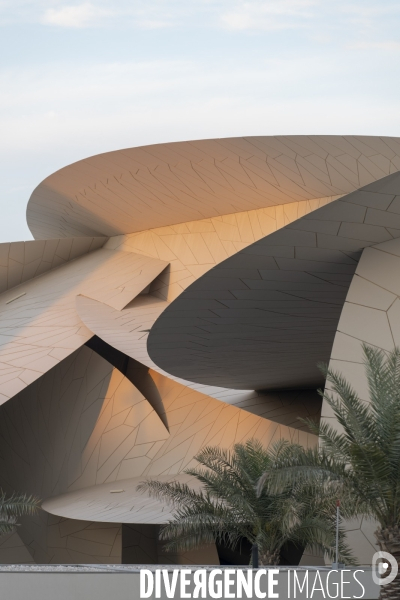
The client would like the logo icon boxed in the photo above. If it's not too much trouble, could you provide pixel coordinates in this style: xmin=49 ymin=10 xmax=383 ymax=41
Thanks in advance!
xmin=372 ymin=551 xmax=398 ymax=586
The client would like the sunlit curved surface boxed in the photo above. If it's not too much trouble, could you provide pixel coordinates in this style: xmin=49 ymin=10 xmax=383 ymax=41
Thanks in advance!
xmin=27 ymin=136 xmax=400 ymax=239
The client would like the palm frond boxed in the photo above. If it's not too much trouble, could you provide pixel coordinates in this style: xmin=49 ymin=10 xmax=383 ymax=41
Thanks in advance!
xmin=138 ymin=438 xmax=351 ymax=563
xmin=0 ymin=491 xmax=41 ymax=516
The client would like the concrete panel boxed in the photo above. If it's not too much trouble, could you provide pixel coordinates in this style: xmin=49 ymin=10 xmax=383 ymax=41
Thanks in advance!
xmin=322 ymin=236 xmax=400 ymax=563
xmin=147 ymin=173 xmax=400 ymax=390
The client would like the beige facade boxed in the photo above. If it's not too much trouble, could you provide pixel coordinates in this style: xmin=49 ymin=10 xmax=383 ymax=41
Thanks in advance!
xmin=0 ymin=136 xmax=399 ymax=565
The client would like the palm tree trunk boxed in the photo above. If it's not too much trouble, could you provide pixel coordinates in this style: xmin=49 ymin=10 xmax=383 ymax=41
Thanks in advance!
xmin=259 ymin=549 xmax=280 ymax=566
xmin=375 ymin=527 xmax=400 ymax=600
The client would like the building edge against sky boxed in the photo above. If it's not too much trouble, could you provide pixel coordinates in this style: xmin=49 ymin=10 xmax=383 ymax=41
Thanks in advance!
xmin=0 ymin=135 xmax=398 ymax=565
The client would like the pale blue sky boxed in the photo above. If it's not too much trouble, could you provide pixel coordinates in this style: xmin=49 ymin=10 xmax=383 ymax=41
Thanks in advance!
xmin=1 ymin=0 xmax=400 ymax=241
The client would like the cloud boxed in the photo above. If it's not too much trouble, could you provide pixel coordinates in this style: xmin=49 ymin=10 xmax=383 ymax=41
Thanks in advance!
xmin=220 ymin=0 xmax=318 ymax=31
xmin=41 ymin=2 xmax=111 ymax=28
xmin=38 ymin=1 xmax=179 ymax=29
xmin=1 ymin=0 xmax=399 ymax=36
xmin=349 ymin=41 xmax=400 ymax=50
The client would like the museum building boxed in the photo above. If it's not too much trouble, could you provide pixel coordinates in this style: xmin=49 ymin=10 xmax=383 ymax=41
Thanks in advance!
xmin=0 ymin=135 xmax=398 ymax=565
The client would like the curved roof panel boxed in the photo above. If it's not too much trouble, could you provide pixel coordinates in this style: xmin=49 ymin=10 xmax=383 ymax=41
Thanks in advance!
xmin=26 ymin=136 xmax=400 ymax=239
xmin=148 ymin=172 xmax=400 ymax=390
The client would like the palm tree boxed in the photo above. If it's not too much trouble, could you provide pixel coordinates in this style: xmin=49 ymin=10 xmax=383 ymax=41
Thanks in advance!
xmin=138 ymin=439 xmax=353 ymax=565
xmin=264 ymin=344 xmax=400 ymax=599
xmin=0 ymin=490 xmax=40 ymax=535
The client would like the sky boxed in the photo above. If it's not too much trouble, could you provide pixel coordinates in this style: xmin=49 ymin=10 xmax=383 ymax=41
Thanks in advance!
xmin=1 ymin=1 xmax=400 ymax=241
